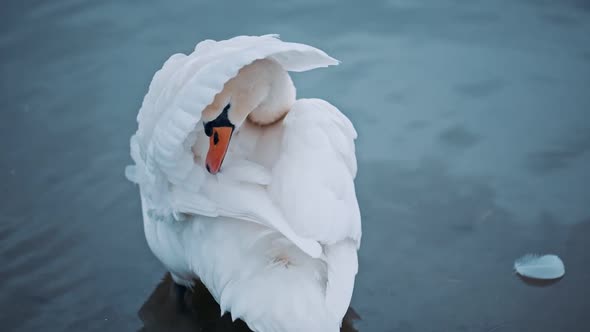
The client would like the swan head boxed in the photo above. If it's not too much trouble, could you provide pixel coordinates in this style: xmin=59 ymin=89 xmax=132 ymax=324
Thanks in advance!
xmin=200 ymin=58 xmax=296 ymax=174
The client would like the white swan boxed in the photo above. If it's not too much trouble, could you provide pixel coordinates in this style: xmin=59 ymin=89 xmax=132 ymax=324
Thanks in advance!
xmin=126 ymin=35 xmax=362 ymax=332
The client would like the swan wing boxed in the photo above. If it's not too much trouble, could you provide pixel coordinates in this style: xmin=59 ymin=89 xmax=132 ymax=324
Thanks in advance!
xmin=268 ymin=98 xmax=362 ymax=318
xmin=269 ymin=98 xmax=362 ymax=247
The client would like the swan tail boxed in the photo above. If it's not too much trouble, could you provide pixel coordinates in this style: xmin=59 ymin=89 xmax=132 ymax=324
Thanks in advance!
xmin=193 ymin=224 xmax=341 ymax=332
xmin=189 ymin=220 xmax=355 ymax=332
xmin=222 ymin=242 xmax=341 ymax=332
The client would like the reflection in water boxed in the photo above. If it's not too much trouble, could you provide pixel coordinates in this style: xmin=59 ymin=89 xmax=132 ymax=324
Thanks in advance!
xmin=516 ymin=275 xmax=564 ymax=288
xmin=138 ymin=273 xmax=360 ymax=332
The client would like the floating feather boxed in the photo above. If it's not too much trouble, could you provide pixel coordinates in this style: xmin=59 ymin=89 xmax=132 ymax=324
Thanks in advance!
xmin=514 ymin=254 xmax=565 ymax=280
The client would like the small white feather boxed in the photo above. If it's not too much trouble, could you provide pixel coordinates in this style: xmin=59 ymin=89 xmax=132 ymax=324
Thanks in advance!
xmin=514 ymin=254 xmax=565 ymax=280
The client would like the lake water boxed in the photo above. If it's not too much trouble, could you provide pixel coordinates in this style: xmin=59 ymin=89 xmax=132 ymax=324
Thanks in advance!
xmin=1 ymin=0 xmax=589 ymax=331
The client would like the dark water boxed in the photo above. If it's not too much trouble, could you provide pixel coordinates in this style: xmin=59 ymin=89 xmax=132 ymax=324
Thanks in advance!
xmin=1 ymin=0 xmax=590 ymax=331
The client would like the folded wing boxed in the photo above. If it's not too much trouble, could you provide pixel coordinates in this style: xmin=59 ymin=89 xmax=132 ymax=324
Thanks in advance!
xmin=269 ymin=98 xmax=362 ymax=247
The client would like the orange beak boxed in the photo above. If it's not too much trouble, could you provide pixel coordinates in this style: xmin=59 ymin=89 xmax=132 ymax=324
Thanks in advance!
xmin=205 ymin=126 xmax=233 ymax=174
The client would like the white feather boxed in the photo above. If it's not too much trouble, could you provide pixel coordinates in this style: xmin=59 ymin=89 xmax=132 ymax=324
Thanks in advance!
xmin=127 ymin=35 xmax=360 ymax=332
xmin=514 ymin=254 xmax=565 ymax=280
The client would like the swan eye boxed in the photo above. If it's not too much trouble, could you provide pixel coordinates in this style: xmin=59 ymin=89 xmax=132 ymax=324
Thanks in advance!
xmin=213 ymin=131 xmax=220 ymax=145
xmin=223 ymin=103 xmax=231 ymax=112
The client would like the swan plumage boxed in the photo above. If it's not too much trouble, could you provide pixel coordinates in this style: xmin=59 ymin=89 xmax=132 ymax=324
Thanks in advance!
xmin=126 ymin=35 xmax=361 ymax=332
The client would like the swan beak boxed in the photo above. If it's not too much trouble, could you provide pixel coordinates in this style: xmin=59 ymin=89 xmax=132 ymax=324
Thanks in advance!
xmin=206 ymin=126 xmax=233 ymax=174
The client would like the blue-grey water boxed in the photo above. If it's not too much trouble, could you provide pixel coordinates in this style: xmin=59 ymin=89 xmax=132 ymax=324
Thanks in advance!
xmin=1 ymin=0 xmax=589 ymax=331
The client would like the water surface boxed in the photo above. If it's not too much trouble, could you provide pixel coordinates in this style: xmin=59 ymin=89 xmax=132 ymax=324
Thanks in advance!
xmin=1 ymin=0 xmax=589 ymax=330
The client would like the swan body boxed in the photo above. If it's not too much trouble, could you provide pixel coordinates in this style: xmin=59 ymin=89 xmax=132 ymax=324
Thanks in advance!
xmin=126 ymin=35 xmax=361 ymax=332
